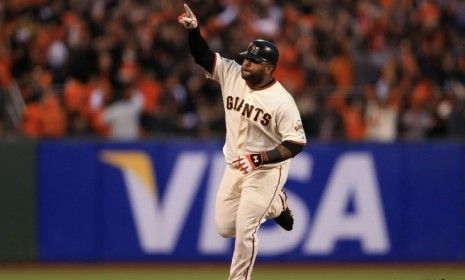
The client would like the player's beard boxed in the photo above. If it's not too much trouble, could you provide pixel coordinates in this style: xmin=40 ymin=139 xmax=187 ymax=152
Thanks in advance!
xmin=241 ymin=68 xmax=265 ymax=86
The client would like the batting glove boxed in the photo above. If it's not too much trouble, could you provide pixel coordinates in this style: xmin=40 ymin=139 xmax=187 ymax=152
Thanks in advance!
xmin=234 ymin=154 xmax=263 ymax=174
xmin=178 ymin=3 xmax=198 ymax=29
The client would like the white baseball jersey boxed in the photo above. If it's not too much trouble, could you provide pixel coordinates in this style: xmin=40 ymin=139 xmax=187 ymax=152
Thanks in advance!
xmin=208 ymin=53 xmax=307 ymax=164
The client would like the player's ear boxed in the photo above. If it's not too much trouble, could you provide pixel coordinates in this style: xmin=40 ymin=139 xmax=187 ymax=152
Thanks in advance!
xmin=266 ymin=63 xmax=275 ymax=74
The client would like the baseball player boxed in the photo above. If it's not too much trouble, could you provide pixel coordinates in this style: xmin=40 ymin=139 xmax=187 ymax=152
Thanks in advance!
xmin=179 ymin=4 xmax=306 ymax=280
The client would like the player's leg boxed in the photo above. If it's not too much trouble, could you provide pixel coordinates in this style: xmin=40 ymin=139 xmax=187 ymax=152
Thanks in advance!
xmin=270 ymin=190 xmax=294 ymax=231
xmin=228 ymin=164 xmax=289 ymax=280
xmin=265 ymin=161 xmax=291 ymax=218
xmin=215 ymin=165 xmax=241 ymax=238
xmin=267 ymin=188 xmax=288 ymax=219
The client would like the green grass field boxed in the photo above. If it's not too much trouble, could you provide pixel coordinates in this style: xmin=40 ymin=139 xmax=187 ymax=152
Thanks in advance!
xmin=0 ymin=263 xmax=464 ymax=280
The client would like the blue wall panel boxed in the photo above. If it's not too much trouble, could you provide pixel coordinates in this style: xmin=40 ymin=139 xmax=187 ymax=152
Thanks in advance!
xmin=403 ymin=143 xmax=465 ymax=260
xmin=38 ymin=141 xmax=100 ymax=261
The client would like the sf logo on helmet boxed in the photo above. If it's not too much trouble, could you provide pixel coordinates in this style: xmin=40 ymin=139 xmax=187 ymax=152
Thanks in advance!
xmin=248 ymin=44 xmax=259 ymax=55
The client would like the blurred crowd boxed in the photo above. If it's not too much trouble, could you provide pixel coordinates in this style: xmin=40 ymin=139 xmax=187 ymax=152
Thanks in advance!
xmin=0 ymin=0 xmax=465 ymax=141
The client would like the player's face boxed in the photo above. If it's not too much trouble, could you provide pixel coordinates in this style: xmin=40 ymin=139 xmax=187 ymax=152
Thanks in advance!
xmin=241 ymin=58 xmax=273 ymax=84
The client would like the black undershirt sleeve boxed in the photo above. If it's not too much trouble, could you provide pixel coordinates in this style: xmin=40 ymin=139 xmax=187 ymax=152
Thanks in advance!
xmin=260 ymin=141 xmax=305 ymax=165
xmin=281 ymin=140 xmax=304 ymax=156
xmin=187 ymin=27 xmax=215 ymax=73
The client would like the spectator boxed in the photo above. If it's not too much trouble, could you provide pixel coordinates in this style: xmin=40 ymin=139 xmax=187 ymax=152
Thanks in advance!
xmin=365 ymin=84 xmax=398 ymax=142
xmin=328 ymin=42 xmax=354 ymax=88
xmin=22 ymin=91 xmax=42 ymax=138
xmin=138 ymin=70 xmax=162 ymax=133
xmin=102 ymin=85 xmax=143 ymax=140
xmin=63 ymin=77 xmax=91 ymax=135
xmin=340 ymin=94 xmax=366 ymax=141
xmin=316 ymin=94 xmax=345 ymax=141
xmin=0 ymin=43 xmax=12 ymax=88
xmin=39 ymin=89 xmax=67 ymax=138
xmin=447 ymin=83 xmax=465 ymax=138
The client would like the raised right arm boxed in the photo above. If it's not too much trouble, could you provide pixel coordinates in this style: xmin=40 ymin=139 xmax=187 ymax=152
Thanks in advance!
xmin=179 ymin=4 xmax=215 ymax=73
xmin=187 ymin=27 xmax=215 ymax=73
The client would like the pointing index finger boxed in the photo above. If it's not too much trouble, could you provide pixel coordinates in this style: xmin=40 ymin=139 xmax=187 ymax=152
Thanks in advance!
xmin=184 ymin=3 xmax=194 ymax=17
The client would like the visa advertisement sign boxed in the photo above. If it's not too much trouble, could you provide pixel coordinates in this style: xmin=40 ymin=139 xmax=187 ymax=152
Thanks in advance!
xmin=37 ymin=141 xmax=465 ymax=262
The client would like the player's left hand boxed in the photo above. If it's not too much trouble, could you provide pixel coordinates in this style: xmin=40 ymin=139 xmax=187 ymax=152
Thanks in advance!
xmin=234 ymin=154 xmax=263 ymax=174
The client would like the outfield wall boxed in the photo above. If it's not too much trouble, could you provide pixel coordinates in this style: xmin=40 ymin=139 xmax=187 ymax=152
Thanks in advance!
xmin=0 ymin=140 xmax=37 ymax=261
xmin=1 ymin=140 xmax=465 ymax=262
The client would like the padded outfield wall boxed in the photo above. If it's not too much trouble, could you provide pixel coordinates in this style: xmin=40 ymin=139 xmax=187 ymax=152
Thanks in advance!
xmin=1 ymin=140 xmax=464 ymax=262
xmin=0 ymin=140 xmax=37 ymax=261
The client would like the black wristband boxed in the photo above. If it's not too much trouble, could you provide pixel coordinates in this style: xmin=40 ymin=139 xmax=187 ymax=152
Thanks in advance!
xmin=261 ymin=149 xmax=282 ymax=164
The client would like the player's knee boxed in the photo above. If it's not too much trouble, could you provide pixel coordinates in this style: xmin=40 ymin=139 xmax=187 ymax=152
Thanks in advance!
xmin=215 ymin=220 xmax=235 ymax=238
xmin=216 ymin=224 xmax=235 ymax=238
xmin=215 ymin=213 xmax=235 ymax=237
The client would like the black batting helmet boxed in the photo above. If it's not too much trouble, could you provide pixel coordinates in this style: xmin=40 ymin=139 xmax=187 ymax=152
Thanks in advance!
xmin=239 ymin=39 xmax=279 ymax=66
